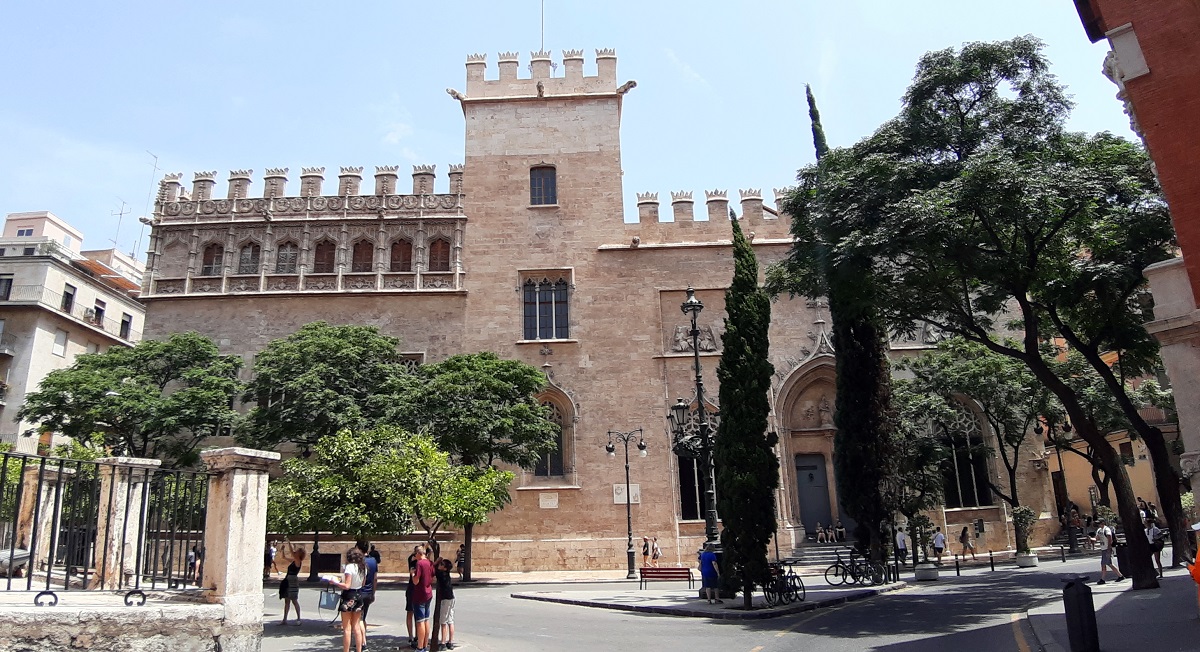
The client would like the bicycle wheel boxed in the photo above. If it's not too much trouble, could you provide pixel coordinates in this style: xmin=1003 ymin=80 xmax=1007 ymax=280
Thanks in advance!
xmin=788 ymin=573 xmax=806 ymax=602
xmin=780 ymin=577 xmax=795 ymax=604
xmin=824 ymin=563 xmax=847 ymax=586
xmin=867 ymin=562 xmax=885 ymax=586
xmin=763 ymin=581 xmax=779 ymax=606
xmin=850 ymin=562 xmax=870 ymax=586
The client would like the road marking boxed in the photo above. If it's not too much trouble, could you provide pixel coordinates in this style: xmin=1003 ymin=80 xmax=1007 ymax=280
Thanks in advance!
xmin=1010 ymin=612 xmax=1031 ymax=652
xmin=750 ymin=646 xmax=764 ymax=652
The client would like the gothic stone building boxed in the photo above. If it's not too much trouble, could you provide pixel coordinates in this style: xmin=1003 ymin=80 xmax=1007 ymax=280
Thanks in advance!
xmin=140 ymin=49 xmax=1055 ymax=570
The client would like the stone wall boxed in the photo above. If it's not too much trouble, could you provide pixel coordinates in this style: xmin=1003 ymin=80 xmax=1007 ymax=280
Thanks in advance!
xmin=0 ymin=603 xmax=251 ymax=652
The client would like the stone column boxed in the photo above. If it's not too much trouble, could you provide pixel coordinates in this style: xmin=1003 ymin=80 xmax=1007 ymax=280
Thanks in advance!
xmin=90 ymin=457 xmax=160 ymax=590
xmin=14 ymin=463 xmax=76 ymax=573
xmin=201 ymin=447 xmax=280 ymax=652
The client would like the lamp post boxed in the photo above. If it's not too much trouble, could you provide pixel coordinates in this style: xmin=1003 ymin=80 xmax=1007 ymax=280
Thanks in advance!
xmin=607 ymin=429 xmax=646 ymax=579
xmin=666 ymin=286 xmax=721 ymax=549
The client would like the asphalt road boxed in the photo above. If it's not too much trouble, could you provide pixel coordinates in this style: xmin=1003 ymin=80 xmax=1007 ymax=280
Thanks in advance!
xmin=260 ymin=558 xmax=1109 ymax=652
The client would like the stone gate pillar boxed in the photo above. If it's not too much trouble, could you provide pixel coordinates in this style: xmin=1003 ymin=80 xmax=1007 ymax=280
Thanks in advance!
xmin=201 ymin=447 xmax=280 ymax=652
xmin=14 ymin=463 xmax=75 ymax=573
xmin=90 ymin=457 xmax=160 ymax=590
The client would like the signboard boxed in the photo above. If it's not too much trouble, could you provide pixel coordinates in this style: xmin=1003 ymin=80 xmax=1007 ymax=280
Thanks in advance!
xmin=538 ymin=492 xmax=559 ymax=509
xmin=613 ymin=483 xmax=641 ymax=505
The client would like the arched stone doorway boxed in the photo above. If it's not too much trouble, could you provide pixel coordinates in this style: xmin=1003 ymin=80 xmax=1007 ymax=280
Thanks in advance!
xmin=777 ymin=357 xmax=846 ymax=548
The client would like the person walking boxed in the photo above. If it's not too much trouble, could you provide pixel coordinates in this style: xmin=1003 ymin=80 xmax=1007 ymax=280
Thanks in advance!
xmin=641 ymin=536 xmax=651 ymax=567
xmin=410 ymin=545 xmax=436 ymax=652
xmin=1095 ymin=518 xmax=1126 ymax=584
xmin=354 ymin=540 xmax=378 ymax=648
xmin=699 ymin=543 xmax=722 ymax=605
xmin=454 ymin=544 xmax=467 ymax=580
xmin=932 ymin=527 xmax=946 ymax=564
xmin=651 ymin=537 xmax=662 ymax=567
xmin=1146 ymin=518 xmax=1165 ymax=578
xmin=959 ymin=526 xmax=978 ymax=561
xmin=324 ymin=547 xmax=367 ymax=652
xmin=895 ymin=526 xmax=909 ymax=567
xmin=277 ymin=542 xmax=305 ymax=625
xmin=435 ymin=557 xmax=457 ymax=649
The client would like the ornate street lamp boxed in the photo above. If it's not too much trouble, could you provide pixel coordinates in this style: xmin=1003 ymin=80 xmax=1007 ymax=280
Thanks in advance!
xmin=666 ymin=285 xmax=721 ymax=549
xmin=606 ymin=429 xmax=647 ymax=579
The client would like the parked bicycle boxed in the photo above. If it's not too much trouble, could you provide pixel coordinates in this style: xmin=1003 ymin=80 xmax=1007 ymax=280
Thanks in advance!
xmin=763 ymin=561 xmax=806 ymax=606
xmin=824 ymin=550 xmax=885 ymax=586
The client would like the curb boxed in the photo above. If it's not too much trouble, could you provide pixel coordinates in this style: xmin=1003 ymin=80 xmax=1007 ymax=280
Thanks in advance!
xmin=510 ymin=581 xmax=908 ymax=620
xmin=1024 ymin=609 xmax=1066 ymax=652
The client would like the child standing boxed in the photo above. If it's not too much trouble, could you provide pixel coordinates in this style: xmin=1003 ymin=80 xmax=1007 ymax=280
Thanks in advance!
xmin=436 ymin=558 xmax=457 ymax=650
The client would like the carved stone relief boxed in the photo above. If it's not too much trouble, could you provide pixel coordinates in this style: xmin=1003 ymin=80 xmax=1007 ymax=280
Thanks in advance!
xmin=670 ymin=322 xmax=723 ymax=353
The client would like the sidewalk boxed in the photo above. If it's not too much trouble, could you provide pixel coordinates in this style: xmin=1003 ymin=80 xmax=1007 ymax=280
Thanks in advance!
xmin=510 ymin=580 xmax=907 ymax=620
xmin=1026 ymin=566 xmax=1200 ymax=652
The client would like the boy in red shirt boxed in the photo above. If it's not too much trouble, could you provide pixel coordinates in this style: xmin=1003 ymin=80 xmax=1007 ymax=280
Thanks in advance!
xmin=411 ymin=546 xmax=435 ymax=652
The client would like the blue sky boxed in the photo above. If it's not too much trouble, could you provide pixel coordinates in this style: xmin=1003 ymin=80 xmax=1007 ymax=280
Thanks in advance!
xmin=0 ymin=1 xmax=1126 ymax=258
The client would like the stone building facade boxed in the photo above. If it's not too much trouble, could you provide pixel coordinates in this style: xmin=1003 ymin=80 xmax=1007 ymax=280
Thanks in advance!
xmin=139 ymin=49 xmax=1054 ymax=570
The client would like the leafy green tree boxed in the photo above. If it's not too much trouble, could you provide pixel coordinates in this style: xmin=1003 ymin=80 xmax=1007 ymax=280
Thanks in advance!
xmin=767 ymin=84 xmax=900 ymax=561
xmin=886 ymin=380 xmax=952 ymax=552
xmin=386 ymin=352 xmax=558 ymax=580
xmin=411 ymin=463 xmax=514 ymax=549
xmin=18 ymin=332 xmax=242 ymax=467
xmin=771 ymin=37 xmax=1170 ymax=587
xmin=267 ymin=426 xmax=435 ymax=538
xmin=714 ymin=213 xmax=778 ymax=608
xmin=239 ymin=322 xmax=410 ymax=450
xmin=898 ymin=338 xmax=1055 ymax=551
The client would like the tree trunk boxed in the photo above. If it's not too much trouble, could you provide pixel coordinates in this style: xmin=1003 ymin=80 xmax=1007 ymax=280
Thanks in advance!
xmin=1095 ymin=435 xmax=1159 ymax=589
xmin=463 ymin=522 xmax=474 ymax=582
xmin=1090 ymin=465 xmax=1111 ymax=508
xmin=1142 ymin=432 xmax=1189 ymax=566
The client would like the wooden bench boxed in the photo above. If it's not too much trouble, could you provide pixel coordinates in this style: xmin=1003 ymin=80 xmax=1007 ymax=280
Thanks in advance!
xmin=638 ymin=566 xmax=694 ymax=589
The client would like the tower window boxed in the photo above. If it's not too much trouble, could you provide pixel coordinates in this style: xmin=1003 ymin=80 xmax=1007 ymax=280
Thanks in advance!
xmin=275 ymin=242 xmax=299 ymax=274
xmin=237 ymin=243 xmax=261 ymax=275
xmin=522 ymin=276 xmax=570 ymax=340
xmin=530 ymin=166 xmax=557 ymax=205
xmin=200 ymin=244 xmax=224 ymax=276
xmin=351 ymin=240 xmax=374 ymax=273
xmin=312 ymin=241 xmax=336 ymax=274
xmin=427 ymin=239 xmax=451 ymax=272
xmin=390 ymin=240 xmax=413 ymax=272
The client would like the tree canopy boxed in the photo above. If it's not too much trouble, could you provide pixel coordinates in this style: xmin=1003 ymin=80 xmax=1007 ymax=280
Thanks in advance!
xmin=768 ymin=35 xmax=1172 ymax=587
xmin=17 ymin=332 xmax=242 ymax=467
xmin=238 ymin=321 xmax=410 ymax=449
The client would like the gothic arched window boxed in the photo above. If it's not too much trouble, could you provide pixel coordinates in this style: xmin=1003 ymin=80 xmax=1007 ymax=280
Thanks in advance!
xmin=427 ymin=239 xmax=451 ymax=272
xmin=275 ymin=242 xmax=298 ymax=274
xmin=940 ymin=402 xmax=994 ymax=508
xmin=523 ymin=277 xmax=570 ymax=340
xmin=351 ymin=240 xmax=374 ymax=273
xmin=200 ymin=244 xmax=224 ymax=276
xmin=312 ymin=240 xmax=336 ymax=274
xmin=534 ymin=401 xmax=566 ymax=477
xmin=237 ymin=243 xmax=260 ymax=275
xmin=390 ymin=240 xmax=413 ymax=272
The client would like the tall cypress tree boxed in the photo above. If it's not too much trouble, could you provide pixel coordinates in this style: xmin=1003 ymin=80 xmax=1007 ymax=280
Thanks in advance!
xmin=767 ymin=87 xmax=899 ymax=560
xmin=715 ymin=211 xmax=778 ymax=609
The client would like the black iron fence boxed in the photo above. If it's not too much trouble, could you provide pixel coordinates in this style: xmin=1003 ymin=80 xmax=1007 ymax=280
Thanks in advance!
xmin=0 ymin=452 xmax=209 ymax=605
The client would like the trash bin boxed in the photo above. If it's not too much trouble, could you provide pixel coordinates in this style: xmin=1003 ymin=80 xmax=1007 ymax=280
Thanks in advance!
xmin=1114 ymin=542 xmax=1129 ymax=577
xmin=1062 ymin=579 xmax=1100 ymax=652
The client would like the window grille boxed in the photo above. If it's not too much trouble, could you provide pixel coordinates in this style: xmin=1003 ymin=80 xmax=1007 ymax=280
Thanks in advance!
xmin=530 ymin=166 xmax=557 ymax=205
xmin=522 ymin=277 xmax=570 ymax=340
xmin=200 ymin=244 xmax=224 ymax=276
xmin=275 ymin=242 xmax=299 ymax=274
xmin=237 ymin=244 xmax=260 ymax=275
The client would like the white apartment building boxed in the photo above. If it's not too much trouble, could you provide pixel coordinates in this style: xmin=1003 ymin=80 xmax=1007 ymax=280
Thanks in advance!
xmin=0 ymin=211 xmax=145 ymax=452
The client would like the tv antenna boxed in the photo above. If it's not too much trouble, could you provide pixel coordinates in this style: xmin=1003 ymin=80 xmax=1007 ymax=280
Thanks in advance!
xmin=133 ymin=151 xmax=160 ymax=261
xmin=110 ymin=199 xmax=130 ymax=250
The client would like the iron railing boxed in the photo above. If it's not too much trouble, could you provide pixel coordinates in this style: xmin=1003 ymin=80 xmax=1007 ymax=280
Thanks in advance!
xmin=0 ymin=285 xmax=141 ymax=342
xmin=0 ymin=452 xmax=209 ymax=605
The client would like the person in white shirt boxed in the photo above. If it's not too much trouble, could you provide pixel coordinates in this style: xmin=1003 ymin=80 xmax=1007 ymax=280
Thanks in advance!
xmin=1095 ymin=518 xmax=1126 ymax=584
xmin=895 ymin=526 xmax=909 ymax=566
xmin=1146 ymin=518 xmax=1164 ymax=578
xmin=932 ymin=527 xmax=947 ymax=564
xmin=325 ymin=547 xmax=367 ymax=652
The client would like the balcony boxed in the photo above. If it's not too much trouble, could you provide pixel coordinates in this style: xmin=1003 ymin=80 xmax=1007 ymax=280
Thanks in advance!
xmin=0 ymin=333 xmax=15 ymax=357
xmin=0 ymin=284 xmax=141 ymax=343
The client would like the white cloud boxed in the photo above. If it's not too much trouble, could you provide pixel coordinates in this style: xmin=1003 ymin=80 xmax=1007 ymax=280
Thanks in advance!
xmin=367 ymin=93 xmax=420 ymax=159
xmin=664 ymin=48 xmax=710 ymax=88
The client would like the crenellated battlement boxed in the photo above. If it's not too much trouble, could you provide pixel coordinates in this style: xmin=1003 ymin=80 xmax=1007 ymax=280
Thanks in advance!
xmin=622 ymin=186 xmax=793 ymax=245
xmin=458 ymin=48 xmax=626 ymax=100
xmin=153 ymin=163 xmax=466 ymax=223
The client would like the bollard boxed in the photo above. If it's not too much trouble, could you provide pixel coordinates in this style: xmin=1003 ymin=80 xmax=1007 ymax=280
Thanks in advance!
xmin=989 ymin=551 xmax=995 ymax=572
xmin=955 ymin=558 xmax=960 ymax=576
xmin=1062 ymin=578 xmax=1100 ymax=652
xmin=1061 ymin=545 xmax=1067 ymax=563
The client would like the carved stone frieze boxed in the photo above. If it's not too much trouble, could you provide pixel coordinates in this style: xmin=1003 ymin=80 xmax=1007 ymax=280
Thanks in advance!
xmin=384 ymin=276 xmax=415 ymax=290
xmin=345 ymin=275 xmax=377 ymax=290
xmin=191 ymin=280 xmax=221 ymax=293
xmin=423 ymin=275 xmax=452 ymax=289
xmin=155 ymin=280 xmax=185 ymax=294
xmin=1180 ymin=452 xmax=1200 ymax=478
xmin=305 ymin=277 xmax=337 ymax=291
xmin=670 ymin=323 xmax=722 ymax=353
xmin=266 ymin=276 xmax=298 ymax=292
